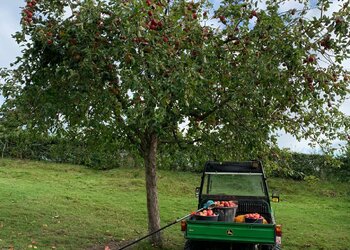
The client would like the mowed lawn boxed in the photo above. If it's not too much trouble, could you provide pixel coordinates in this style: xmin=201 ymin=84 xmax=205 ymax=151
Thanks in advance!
xmin=0 ymin=158 xmax=349 ymax=250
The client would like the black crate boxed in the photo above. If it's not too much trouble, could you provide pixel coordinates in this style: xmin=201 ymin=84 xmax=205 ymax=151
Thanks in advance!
xmin=244 ymin=217 xmax=263 ymax=224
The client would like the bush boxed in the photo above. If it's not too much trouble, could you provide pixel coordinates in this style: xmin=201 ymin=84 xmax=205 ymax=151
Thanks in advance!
xmin=265 ymin=148 xmax=349 ymax=182
xmin=0 ymin=129 xmax=131 ymax=169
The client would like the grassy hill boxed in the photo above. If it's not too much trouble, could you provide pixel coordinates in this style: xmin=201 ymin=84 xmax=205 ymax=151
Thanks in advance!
xmin=0 ymin=158 xmax=349 ymax=249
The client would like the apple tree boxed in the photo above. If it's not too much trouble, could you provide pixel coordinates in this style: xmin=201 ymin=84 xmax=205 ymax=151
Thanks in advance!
xmin=1 ymin=0 xmax=350 ymax=245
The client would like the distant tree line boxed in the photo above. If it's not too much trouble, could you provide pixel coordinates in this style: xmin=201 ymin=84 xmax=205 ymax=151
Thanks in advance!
xmin=0 ymin=123 xmax=349 ymax=182
xmin=0 ymin=124 xmax=140 ymax=169
xmin=265 ymin=147 xmax=350 ymax=182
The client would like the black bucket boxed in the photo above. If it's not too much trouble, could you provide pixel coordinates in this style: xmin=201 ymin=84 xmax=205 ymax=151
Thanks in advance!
xmin=214 ymin=206 xmax=238 ymax=222
xmin=194 ymin=214 xmax=219 ymax=221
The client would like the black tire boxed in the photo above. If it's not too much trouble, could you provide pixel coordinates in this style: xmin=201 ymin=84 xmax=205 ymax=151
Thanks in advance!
xmin=259 ymin=244 xmax=281 ymax=250
xmin=273 ymin=245 xmax=282 ymax=250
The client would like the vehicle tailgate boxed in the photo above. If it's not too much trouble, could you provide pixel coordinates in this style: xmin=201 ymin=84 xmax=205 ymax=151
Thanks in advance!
xmin=186 ymin=221 xmax=275 ymax=244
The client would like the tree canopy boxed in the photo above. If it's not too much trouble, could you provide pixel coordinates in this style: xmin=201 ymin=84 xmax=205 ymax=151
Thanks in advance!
xmin=1 ymin=0 xmax=350 ymax=245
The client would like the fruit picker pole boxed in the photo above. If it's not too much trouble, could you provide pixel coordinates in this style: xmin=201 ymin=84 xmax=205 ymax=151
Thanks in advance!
xmin=118 ymin=200 xmax=215 ymax=250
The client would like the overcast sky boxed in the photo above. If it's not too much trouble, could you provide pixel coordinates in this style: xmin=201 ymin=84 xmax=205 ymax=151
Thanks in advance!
xmin=0 ymin=1 xmax=349 ymax=154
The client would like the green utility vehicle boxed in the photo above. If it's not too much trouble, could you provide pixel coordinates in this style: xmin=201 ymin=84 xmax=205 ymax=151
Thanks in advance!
xmin=182 ymin=161 xmax=282 ymax=250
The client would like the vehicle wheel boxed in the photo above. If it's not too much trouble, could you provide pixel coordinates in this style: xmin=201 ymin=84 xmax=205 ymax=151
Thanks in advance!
xmin=258 ymin=245 xmax=281 ymax=250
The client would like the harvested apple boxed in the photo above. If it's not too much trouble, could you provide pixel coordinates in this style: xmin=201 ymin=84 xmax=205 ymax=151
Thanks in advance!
xmin=245 ymin=213 xmax=263 ymax=220
xmin=214 ymin=200 xmax=238 ymax=208
xmin=195 ymin=209 xmax=217 ymax=217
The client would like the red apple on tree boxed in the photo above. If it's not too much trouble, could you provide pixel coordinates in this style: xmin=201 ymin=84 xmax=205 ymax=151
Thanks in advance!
xmin=219 ymin=15 xmax=226 ymax=24
xmin=162 ymin=36 xmax=168 ymax=43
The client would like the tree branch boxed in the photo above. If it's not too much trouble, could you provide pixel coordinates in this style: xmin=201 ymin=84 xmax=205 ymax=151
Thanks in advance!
xmin=187 ymin=95 xmax=233 ymax=121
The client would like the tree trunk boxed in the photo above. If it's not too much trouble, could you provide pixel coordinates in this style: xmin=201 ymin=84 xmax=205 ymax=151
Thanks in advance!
xmin=142 ymin=133 xmax=162 ymax=246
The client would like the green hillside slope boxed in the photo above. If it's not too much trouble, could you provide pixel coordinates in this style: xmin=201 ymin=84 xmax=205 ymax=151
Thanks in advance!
xmin=0 ymin=159 xmax=349 ymax=249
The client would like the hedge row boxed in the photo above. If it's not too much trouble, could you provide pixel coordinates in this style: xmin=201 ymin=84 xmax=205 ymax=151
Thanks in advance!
xmin=0 ymin=131 xmax=349 ymax=181
xmin=0 ymin=131 xmax=137 ymax=169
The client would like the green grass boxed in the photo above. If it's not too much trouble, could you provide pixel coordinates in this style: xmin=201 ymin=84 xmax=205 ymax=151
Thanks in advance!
xmin=0 ymin=158 xmax=349 ymax=250
xmin=268 ymin=179 xmax=350 ymax=250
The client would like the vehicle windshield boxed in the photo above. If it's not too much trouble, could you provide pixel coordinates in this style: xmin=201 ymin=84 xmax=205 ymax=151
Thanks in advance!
xmin=202 ymin=173 xmax=266 ymax=197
